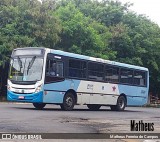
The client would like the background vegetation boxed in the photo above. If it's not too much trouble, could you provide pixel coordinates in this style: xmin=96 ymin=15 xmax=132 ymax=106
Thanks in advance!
xmin=1 ymin=0 xmax=160 ymax=95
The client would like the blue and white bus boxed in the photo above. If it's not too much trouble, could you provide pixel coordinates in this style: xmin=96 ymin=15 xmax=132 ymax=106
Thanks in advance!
xmin=7 ymin=47 xmax=149 ymax=111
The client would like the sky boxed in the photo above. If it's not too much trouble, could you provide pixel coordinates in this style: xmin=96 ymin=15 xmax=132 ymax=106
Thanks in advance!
xmin=119 ymin=0 xmax=160 ymax=26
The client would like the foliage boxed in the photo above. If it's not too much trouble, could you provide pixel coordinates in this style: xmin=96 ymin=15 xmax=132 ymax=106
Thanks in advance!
xmin=55 ymin=2 xmax=115 ymax=59
xmin=0 ymin=0 xmax=61 ymax=65
xmin=1 ymin=0 xmax=160 ymax=94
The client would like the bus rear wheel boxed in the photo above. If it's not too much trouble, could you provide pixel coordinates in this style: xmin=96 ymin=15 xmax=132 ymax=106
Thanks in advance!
xmin=60 ymin=92 xmax=75 ymax=111
xmin=110 ymin=96 xmax=126 ymax=111
xmin=87 ymin=104 xmax=101 ymax=111
xmin=33 ymin=103 xmax=46 ymax=110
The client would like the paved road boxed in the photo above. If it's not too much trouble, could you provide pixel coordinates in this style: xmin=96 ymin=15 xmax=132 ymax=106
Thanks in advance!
xmin=0 ymin=103 xmax=160 ymax=142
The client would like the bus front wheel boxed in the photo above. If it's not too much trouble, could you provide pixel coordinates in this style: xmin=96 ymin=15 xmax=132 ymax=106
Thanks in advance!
xmin=33 ymin=103 xmax=46 ymax=110
xmin=87 ymin=104 xmax=101 ymax=111
xmin=60 ymin=92 xmax=75 ymax=111
xmin=110 ymin=96 xmax=126 ymax=111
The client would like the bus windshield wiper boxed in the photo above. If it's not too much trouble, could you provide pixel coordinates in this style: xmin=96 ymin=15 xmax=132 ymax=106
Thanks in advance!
xmin=27 ymin=56 xmax=36 ymax=74
xmin=17 ymin=56 xmax=22 ymax=68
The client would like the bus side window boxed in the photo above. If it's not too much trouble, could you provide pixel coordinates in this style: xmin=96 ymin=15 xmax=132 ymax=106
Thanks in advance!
xmin=46 ymin=59 xmax=56 ymax=76
xmin=50 ymin=62 xmax=56 ymax=76
xmin=133 ymin=71 xmax=146 ymax=86
xmin=46 ymin=59 xmax=50 ymax=76
xmin=68 ymin=59 xmax=86 ymax=79
xmin=105 ymin=66 xmax=119 ymax=83
xmin=45 ymin=59 xmax=64 ymax=83
xmin=56 ymin=62 xmax=63 ymax=77
xmin=88 ymin=62 xmax=104 ymax=81
xmin=120 ymin=68 xmax=133 ymax=84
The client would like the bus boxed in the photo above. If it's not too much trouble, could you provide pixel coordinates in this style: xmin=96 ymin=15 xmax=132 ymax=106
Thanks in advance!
xmin=7 ymin=47 xmax=149 ymax=111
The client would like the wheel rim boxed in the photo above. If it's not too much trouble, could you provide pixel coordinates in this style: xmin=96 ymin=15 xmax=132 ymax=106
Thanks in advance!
xmin=65 ymin=96 xmax=73 ymax=107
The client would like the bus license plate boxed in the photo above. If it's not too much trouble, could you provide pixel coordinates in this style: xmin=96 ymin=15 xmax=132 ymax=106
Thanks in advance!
xmin=19 ymin=96 xmax=25 ymax=99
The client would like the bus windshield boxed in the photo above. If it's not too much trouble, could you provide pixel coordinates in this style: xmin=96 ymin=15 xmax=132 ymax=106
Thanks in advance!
xmin=9 ymin=57 xmax=43 ymax=82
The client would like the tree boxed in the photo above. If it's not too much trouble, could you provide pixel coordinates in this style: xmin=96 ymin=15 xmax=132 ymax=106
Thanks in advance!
xmin=0 ymin=0 xmax=61 ymax=65
xmin=55 ymin=2 xmax=115 ymax=59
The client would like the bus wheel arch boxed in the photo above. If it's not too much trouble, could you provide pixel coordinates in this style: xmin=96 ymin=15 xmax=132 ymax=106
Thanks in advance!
xmin=110 ymin=94 xmax=127 ymax=111
xmin=120 ymin=93 xmax=127 ymax=105
xmin=60 ymin=89 xmax=77 ymax=111
xmin=117 ymin=94 xmax=127 ymax=111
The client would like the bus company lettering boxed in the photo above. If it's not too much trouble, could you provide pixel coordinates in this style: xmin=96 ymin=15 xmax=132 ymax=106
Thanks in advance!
xmin=87 ymin=84 xmax=93 ymax=90
xmin=130 ymin=120 xmax=154 ymax=131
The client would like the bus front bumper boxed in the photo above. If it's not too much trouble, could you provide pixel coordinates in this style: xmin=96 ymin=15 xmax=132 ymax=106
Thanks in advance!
xmin=7 ymin=91 xmax=43 ymax=103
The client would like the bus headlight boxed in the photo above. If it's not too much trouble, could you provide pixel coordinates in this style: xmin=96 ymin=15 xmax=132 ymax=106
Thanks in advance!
xmin=7 ymin=85 xmax=11 ymax=91
xmin=35 ymin=85 xmax=42 ymax=93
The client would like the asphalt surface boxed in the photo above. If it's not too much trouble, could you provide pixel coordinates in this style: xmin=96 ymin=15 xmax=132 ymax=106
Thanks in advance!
xmin=0 ymin=103 xmax=160 ymax=142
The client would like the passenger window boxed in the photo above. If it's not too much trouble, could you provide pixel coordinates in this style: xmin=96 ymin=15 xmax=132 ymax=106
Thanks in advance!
xmin=133 ymin=71 xmax=146 ymax=86
xmin=88 ymin=62 xmax=104 ymax=81
xmin=120 ymin=69 xmax=133 ymax=84
xmin=105 ymin=66 xmax=119 ymax=83
xmin=68 ymin=59 xmax=86 ymax=78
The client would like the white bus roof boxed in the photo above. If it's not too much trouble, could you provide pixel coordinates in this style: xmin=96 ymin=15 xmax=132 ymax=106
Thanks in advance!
xmin=12 ymin=47 xmax=148 ymax=71
xmin=50 ymin=49 xmax=148 ymax=71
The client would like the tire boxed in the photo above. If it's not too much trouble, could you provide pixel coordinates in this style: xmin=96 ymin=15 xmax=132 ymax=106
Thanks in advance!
xmin=110 ymin=96 xmax=126 ymax=111
xmin=87 ymin=104 xmax=101 ymax=111
xmin=33 ymin=103 xmax=46 ymax=110
xmin=110 ymin=105 xmax=117 ymax=111
xmin=60 ymin=92 xmax=75 ymax=111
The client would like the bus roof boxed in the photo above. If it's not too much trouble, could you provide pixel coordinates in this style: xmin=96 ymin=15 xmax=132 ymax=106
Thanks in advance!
xmin=12 ymin=47 xmax=148 ymax=71
xmin=50 ymin=49 xmax=148 ymax=71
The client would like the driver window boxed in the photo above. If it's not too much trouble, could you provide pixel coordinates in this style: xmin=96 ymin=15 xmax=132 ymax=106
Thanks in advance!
xmin=45 ymin=58 xmax=64 ymax=83
xmin=46 ymin=60 xmax=56 ymax=76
